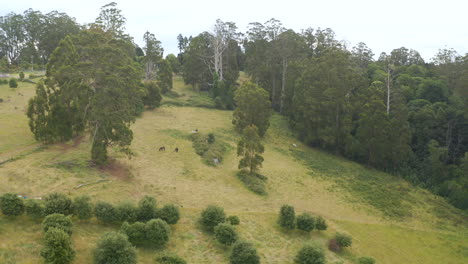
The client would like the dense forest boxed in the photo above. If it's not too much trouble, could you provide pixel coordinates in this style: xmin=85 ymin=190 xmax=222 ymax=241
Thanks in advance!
xmin=1 ymin=6 xmax=467 ymax=212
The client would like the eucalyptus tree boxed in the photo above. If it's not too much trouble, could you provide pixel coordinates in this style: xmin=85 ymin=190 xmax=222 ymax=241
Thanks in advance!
xmin=143 ymin=31 xmax=163 ymax=80
xmin=0 ymin=12 xmax=26 ymax=65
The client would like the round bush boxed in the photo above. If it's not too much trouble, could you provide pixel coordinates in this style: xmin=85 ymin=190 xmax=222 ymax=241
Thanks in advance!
xmin=230 ymin=241 xmax=260 ymax=264
xmin=93 ymin=232 xmax=136 ymax=264
xmin=94 ymin=201 xmax=117 ymax=224
xmin=158 ymin=204 xmax=180 ymax=224
xmin=25 ymin=199 xmax=45 ymax=219
xmin=19 ymin=72 xmax=25 ymax=80
xmin=278 ymin=204 xmax=295 ymax=229
xmin=121 ymin=221 xmax=146 ymax=246
xmin=9 ymin=78 xmax=17 ymax=88
xmin=296 ymin=213 xmax=315 ymax=232
xmin=200 ymin=205 xmax=226 ymax=231
xmin=335 ymin=232 xmax=352 ymax=248
xmin=0 ymin=193 xmax=25 ymax=216
xmin=137 ymin=196 xmax=157 ymax=222
xmin=155 ymin=253 xmax=187 ymax=264
xmin=41 ymin=227 xmax=75 ymax=264
xmin=116 ymin=201 xmax=138 ymax=223
xmin=42 ymin=213 xmax=73 ymax=235
xmin=315 ymin=216 xmax=327 ymax=231
xmin=44 ymin=192 xmax=72 ymax=216
xmin=73 ymin=195 xmax=93 ymax=220
xmin=214 ymin=223 xmax=238 ymax=246
xmin=226 ymin=215 xmax=240 ymax=225
xmin=295 ymin=243 xmax=325 ymax=264
xmin=358 ymin=256 xmax=376 ymax=264
xmin=145 ymin=219 xmax=171 ymax=248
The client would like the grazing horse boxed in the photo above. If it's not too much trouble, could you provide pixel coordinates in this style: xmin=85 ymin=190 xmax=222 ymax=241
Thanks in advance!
xmin=159 ymin=146 xmax=165 ymax=151
xmin=175 ymin=147 xmax=179 ymax=152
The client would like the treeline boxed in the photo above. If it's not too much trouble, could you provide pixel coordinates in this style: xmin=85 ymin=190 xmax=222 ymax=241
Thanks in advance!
xmin=177 ymin=20 xmax=468 ymax=210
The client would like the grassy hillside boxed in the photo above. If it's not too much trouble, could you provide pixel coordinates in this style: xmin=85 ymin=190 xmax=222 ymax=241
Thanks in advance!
xmin=0 ymin=75 xmax=467 ymax=264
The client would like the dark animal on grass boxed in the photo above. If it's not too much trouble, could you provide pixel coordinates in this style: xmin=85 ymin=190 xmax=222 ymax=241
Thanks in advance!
xmin=175 ymin=147 xmax=179 ymax=152
xmin=159 ymin=146 xmax=165 ymax=151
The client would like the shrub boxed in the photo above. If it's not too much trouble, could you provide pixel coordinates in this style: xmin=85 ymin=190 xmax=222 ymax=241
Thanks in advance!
xmin=0 ymin=193 xmax=25 ymax=216
xmin=335 ymin=232 xmax=352 ymax=248
xmin=145 ymin=219 xmax=171 ymax=248
xmin=296 ymin=213 xmax=315 ymax=232
xmin=328 ymin=238 xmax=340 ymax=252
xmin=200 ymin=205 xmax=226 ymax=231
xmin=158 ymin=204 xmax=180 ymax=224
xmin=315 ymin=216 xmax=327 ymax=231
xmin=121 ymin=221 xmax=146 ymax=246
xmin=278 ymin=204 xmax=295 ymax=229
xmin=73 ymin=195 xmax=93 ymax=220
xmin=229 ymin=241 xmax=260 ymax=264
xmin=294 ymin=243 xmax=325 ymax=264
xmin=236 ymin=170 xmax=267 ymax=195
xmin=137 ymin=196 xmax=157 ymax=222
xmin=44 ymin=192 xmax=72 ymax=215
xmin=9 ymin=78 xmax=17 ymax=88
xmin=214 ymin=223 xmax=238 ymax=246
xmin=155 ymin=253 xmax=187 ymax=264
xmin=19 ymin=71 xmax=24 ymax=80
xmin=116 ymin=201 xmax=138 ymax=223
xmin=208 ymin=133 xmax=216 ymax=144
xmin=358 ymin=256 xmax=376 ymax=264
xmin=226 ymin=215 xmax=240 ymax=225
xmin=25 ymin=199 xmax=45 ymax=220
xmin=42 ymin=213 xmax=73 ymax=235
xmin=41 ymin=228 xmax=75 ymax=264
xmin=94 ymin=232 xmax=137 ymax=264
xmin=94 ymin=201 xmax=117 ymax=224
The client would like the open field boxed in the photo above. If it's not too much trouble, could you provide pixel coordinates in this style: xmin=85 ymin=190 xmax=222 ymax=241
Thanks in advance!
xmin=0 ymin=77 xmax=467 ymax=264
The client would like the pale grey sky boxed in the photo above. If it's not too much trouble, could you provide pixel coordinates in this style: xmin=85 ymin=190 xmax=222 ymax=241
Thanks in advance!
xmin=2 ymin=0 xmax=467 ymax=60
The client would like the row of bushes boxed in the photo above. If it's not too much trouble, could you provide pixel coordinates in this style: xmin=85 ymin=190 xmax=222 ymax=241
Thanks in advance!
xmin=41 ymin=213 xmax=75 ymax=263
xmin=278 ymin=205 xmax=327 ymax=232
xmin=0 ymin=193 xmax=180 ymax=225
xmin=190 ymin=132 xmax=227 ymax=166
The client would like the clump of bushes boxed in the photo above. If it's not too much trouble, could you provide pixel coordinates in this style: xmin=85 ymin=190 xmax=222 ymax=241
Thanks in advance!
xmin=229 ymin=241 xmax=260 ymax=264
xmin=358 ymin=256 xmax=376 ymax=264
xmin=73 ymin=195 xmax=93 ymax=220
xmin=236 ymin=170 xmax=267 ymax=195
xmin=94 ymin=201 xmax=117 ymax=224
xmin=200 ymin=205 xmax=226 ymax=231
xmin=116 ymin=201 xmax=138 ymax=223
xmin=0 ymin=193 xmax=25 ymax=216
xmin=137 ymin=195 xmax=158 ymax=222
xmin=0 ymin=79 xmax=8 ymax=84
xmin=277 ymin=205 xmax=327 ymax=233
xmin=9 ymin=78 xmax=17 ymax=88
xmin=121 ymin=219 xmax=171 ymax=248
xmin=155 ymin=253 xmax=187 ymax=264
xmin=328 ymin=232 xmax=352 ymax=252
xmin=295 ymin=243 xmax=325 ymax=264
xmin=42 ymin=213 xmax=73 ymax=235
xmin=44 ymin=192 xmax=73 ymax=215
xmin=158 ymin=204 xmax=180 ymax=225
xmin=315 ymin=216 xmax=327 ymax=231
xmin=214 ymin=223 xmax=238 ymax=246
xmin=25 ymin=199 xmax=45 ymax=219
xmin=19 ymin=71 xmax=24 ymax=81
xmin=41 ymin=227 xmax=75 ymax=264
xmin=296 ymin=213 xmax=315 ymax=232
xmin=226 ymin=215 xmax=240 ymax=225
xmin=94 ymin=232 xmax=137 ymax=264
xmin=278 ymin=204 xmax=296 ymax=229
xmin=190 ymin=132 xmax=227 ymax=166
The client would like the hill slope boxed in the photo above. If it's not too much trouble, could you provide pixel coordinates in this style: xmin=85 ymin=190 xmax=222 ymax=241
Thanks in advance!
xmin=0 ymin=76 xmax=467 ymax=264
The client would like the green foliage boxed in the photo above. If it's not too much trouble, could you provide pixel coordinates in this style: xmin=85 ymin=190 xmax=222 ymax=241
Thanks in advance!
xmin=143 ymin=81 xmax=162 ymax=109
xmin=158 ymin=59 xmax=173 ymax=93
xmin=19 ymin=71 xmax=24 ymax=80
xmin=314 ymin=216 xmax=327 ymax=231
xmin=94 ymin=201 xmax=117 ymax=224
xmin=237 ymin=125 xmax=265 ymax=175
xmin=41 ymin=228 xmax=75 ymax=264
xmin=121 ymin=221 xmax=146 ymax=246
xmin=42 ymin=213 xmax=73 ymax=235
xmin=145 ymin=219 xmax=171 ymax=248
xmin=214 ymin=223 xmax=238 ymax=246
xmin=166 ymin=53 xmax=181 ymax=74
xmin=232 ymin=82 xmax=272 ymax=137
xmin=335 ymin=232 xmax=352 ymax=248
xmin=236 ymin=170 xmax=267 ymax=195
xmin=73 ymin=195 xmax=93 ymax=220
xmin=278 ymin=204 xmax=295 ymax=229
xmin=9 ymin=78 xmax=17 ymax=88
xmin=207 ymin=133 xmax=215 ymax=144
xmin=158 ymin=204 xmax=180 ymax=225
xmin=229 ymin=241 xmax=260 ymax=264
xmin=143 ymin=31 xmax=163 ymax=80
xmin=93 ymin=232 xmax=137 ymax=264
xmin=44 ymin=192 xmax=72 ymax=216
xmin=190 ymin=132 xmax=227 ymax=166
xmin=0 ymin=193 xmax=25 ymax=216
xmin=200 ymin=205 xmax=226 ymax=231
xmin=137 ymin=196 xmax=157 ymax=222
xmin=226 ymin=215 xmax=240 ymax=225
xmin=296 ymin=213 xmax=315 ymax=232
xmin=116 ymin=201 xmax=138 ymax=223
xmin=25 ymin=199 xmax=45 ymax=219
xmin=294 ymin=243 xmax=325 ymax=264
xmin=155 ymin=253 xmax=187 ymax=264
xmin=358 ymin=256 xmax=376 ymax=264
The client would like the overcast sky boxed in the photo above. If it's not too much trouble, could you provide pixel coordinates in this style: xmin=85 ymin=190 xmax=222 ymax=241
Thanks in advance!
xmin=2 ymin=0 xmax=467 ymax=61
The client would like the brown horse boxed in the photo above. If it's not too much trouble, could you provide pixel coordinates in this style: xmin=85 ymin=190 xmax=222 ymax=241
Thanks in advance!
xmin=159 ymin=146 xmax=165 ymax=151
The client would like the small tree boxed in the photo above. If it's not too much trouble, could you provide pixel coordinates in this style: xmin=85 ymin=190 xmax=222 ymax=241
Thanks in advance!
xmin=229 ymin=241 xmax=260 ymax=264
xmin=158 ymin=204 xmax=180 ymax=224
xmin=25 ymin=199 xmax=45 ymax=220
xmin=358 ymin=256 xmax=376 ymax=264
xmin=335 ymin=233 xmax=352 ymax=248
xmin=44 ymin=192 xmax=73 ymax=216
xmin=19 ymin=72 xmax=25 ymax=81
xmin=116 ymin=201 xmax=138 ymax=223
xmin=94 ymin=232 xmax=137 ymax=264
xmin=41 ymin=228 xmax=75 ymax=264
xmin=73 ymin=195 xmax=93 ymax=220
xmin=145 ymin=219 xmax=171 ymax=248
xmin=237 ymin=125 xmax=264 ymax=175
xmin=156 ymin=252 xmax=186 ymax=264
xmin=0 ymin=193 xmax=25 ymax=216
xmin=121 ymin=221 xmax=146 ymax=246
xmin=42 ymin=213 xmax=73 ymax=235
xmin=157 ymin=59 xmax=173 ymax=93
xmin=315 ymin=216 xmax=327 ymax=231
xmin=214 ymin=223 xmax=238 ymax=246
xmin=143 ymin=81 xmax=162 ymax=109
xmin=94 ymin=201 xmax=117 ymax=224
xmin=137 ymin=196 xmax=157 ymax=222
xmin=278 ymin=204 xmax=295 ymax=229
xmin=296 ymin=213 xmax=315 ymax=232
xmin=200 ymin=205 xmax=226 ymax=231
xmin=226 ymin=215 xmax=240 ymax=225
xmin=9 ymin=78 xmax=18 ymax=88
xmin=294 ymin=243 xmax=325 ymax=264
